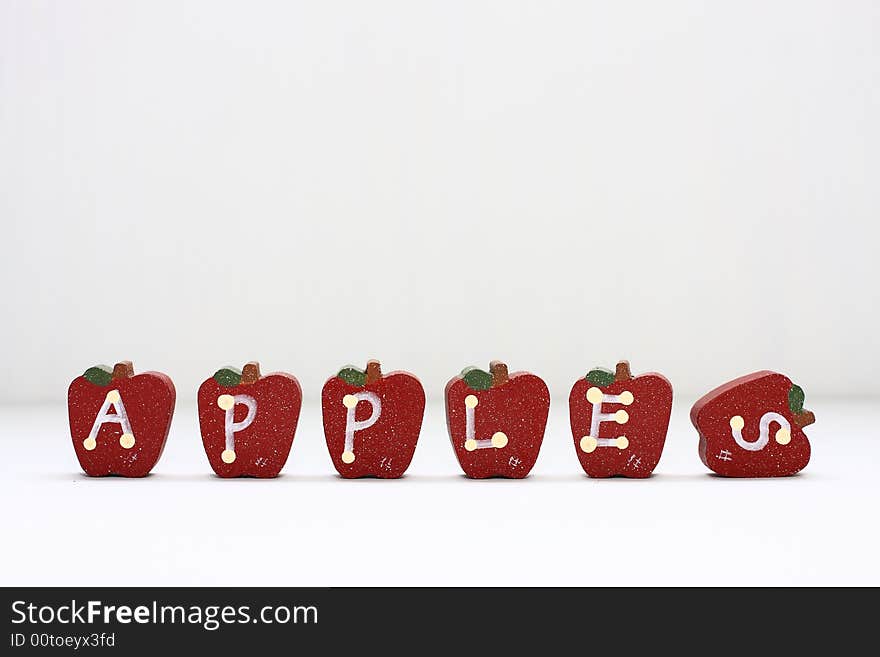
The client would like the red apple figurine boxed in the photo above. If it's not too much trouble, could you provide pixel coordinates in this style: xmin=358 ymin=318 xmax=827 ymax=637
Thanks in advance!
xmin=198 ymin=362 xmax=302 ymax=478
xmin=569 ymin=360 xmax=673 ymax=478
xmin=445 ymin=361 xmax=549 ymax=479
xmin=691 ymin=370 xmax=816 ymax=477
xmin=321 ymin=360 xmax=425 ymax=478
xmin=68 ymin=361 xmax=176 ymax=477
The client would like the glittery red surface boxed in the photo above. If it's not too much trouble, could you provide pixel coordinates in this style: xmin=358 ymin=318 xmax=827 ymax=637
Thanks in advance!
xmin=68 ymin=371 xmax=176 ymax=477
xmin=198 ymin=372 xmax=302 ymax=478
xmin=569 ymin=372 xmax=672 ymax=478
xmin=445 ymin=372 xmax=549 ymax=479
xmin=691 ymin=371 xmax=812 ymax=477
xmin=321 ymin=371 xmax=425 ymax=478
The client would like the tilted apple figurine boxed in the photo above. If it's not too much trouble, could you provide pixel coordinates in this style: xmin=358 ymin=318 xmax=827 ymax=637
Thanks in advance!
xmin=569 ymin=360 xmax=673 ymax=478
xmin=198 ymin=362 xmax=302 ymax=478
xmin=68 ymin=361 xmax=176 ymax=477
xmin=691 ymin=370 xmax=816 ymax=477
xmin=445 ymin=361 xmax=549 ymax=479
xmin=321 ymin=360 xmax=425 ymax=478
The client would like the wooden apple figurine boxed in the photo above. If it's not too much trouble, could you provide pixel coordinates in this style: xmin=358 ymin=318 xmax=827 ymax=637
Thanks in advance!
xmin=68 ymin=361 xmax=176 ymax=477
xmin=198 ymin=362 xmax=302 ymax=478
xmin=691 ymin=370 xmax=815 ymax=477
xmin=445 ymin=361 xmax=549 ymax=479
xmin=321 ymin=360 xmax=425 ymax=478
xmin=569 ymin=360 xmax=673 ymax=478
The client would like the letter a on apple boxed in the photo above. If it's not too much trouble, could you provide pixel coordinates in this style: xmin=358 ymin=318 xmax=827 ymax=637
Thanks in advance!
xmin=85 ymin=389 xmax=136 ymax=451
xmin=68 ymin=361 xmax=176 ymax=477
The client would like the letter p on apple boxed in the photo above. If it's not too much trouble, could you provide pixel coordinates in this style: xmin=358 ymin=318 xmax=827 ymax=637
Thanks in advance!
xmin=217 ymin=395 xmax=257 ymax=464
xmin=341 ymin=392 xmax=382 ymax=464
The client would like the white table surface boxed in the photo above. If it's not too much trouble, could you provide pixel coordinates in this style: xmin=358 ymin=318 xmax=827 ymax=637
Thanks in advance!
xmin=1 ymin=398 xmax=876 ymax=586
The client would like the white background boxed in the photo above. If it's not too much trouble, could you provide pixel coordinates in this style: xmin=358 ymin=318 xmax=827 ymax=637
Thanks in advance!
xmin=2 ymin=400 xmax=879 ymax=586
xmin=1 ymin=1 xmax=878 ymax=586
xmin=2 ymin=0 xmax=879 ymax=401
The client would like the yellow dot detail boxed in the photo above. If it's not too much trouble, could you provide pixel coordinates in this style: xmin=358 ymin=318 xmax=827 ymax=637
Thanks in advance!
xmin=580 ymin=436 xmax=598 ymax=453
xmin=586 ymin=387 xmax=604 ymax=404
xmin=342 ymin=394 xmax=358 ymax=409
xmin=491 ymin=432 xmax=508 ymax=448
xmin=465 ymin=395 xmax=479 ymax=409
xmin=341 ymin=450 xmax=355 ymax=464
xmin=217 ymin=394 xmax=235 ymax=411
xmin=775 ymin=428 xmax=792 ymax=445
xmin=730 ymin=415 xmax=745 ymax=431
xmin=83 ymin=437 xmax=97 ymax=451
xmin=614 ymin=409 xmax=629 ymax=424
xmin=619 ymin=391 xmax=634 ymax=406
xmin=119 ymin=433 xmax=135 ymax=449
xmin=615 ymin=435 xmax=629 ymax=450
xmin=106 ymin=389 xmax=120 ymax=404
xmin=464 ymin=439 xmax=478 ymax=452
xmin=221 ymin=449 xmax=236 ymax=464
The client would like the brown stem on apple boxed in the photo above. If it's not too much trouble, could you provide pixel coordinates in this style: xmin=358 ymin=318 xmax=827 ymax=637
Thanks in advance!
xmin=241 ymin=362 xmax=261 ymax=384
xmin=794 ymin=410 xmax=816 ymax=428
xmin=365 ymin=360 xmax=382 ymax=384
xmin=112 ymin=361 xmax=134 ymax=379
xmin=615 ymin=360 xmax=632 ymax=382
xmin=490 ymin=361 xmax=509 ymax=387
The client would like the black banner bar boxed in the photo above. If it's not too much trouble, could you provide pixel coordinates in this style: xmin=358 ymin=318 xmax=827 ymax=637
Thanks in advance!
xmin=1 ymin=587 xmax=870 ymax=651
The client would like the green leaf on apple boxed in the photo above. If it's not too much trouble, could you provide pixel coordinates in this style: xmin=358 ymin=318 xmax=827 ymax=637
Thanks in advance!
xmin=338 ymin=366 xmax=366 ymax=387
xmin=213 ymin=366 xmax=242 ymax=387
xmin=586 ymin=367 xmax=616 ymax=387
xmin=461 ymin=367 xmax=493 ymax=390
xmin=83 ymin=365 xmax=113 ymax=386
xmin=789 ymin=384 xmax=805 ymax=414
